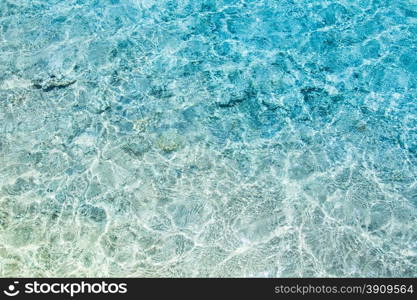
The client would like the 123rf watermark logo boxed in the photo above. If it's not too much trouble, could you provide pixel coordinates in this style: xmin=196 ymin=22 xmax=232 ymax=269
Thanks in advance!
xmin=3 ymin=281 xmax=127 ymax=297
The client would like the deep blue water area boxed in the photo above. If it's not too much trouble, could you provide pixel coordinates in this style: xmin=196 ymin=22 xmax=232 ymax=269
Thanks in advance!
xmin=0 ymin=0 xmax=416 ymax=277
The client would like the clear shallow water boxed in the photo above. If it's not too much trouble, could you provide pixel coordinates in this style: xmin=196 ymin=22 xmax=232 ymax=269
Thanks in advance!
xmin=0 ymin=0 xmax=416 ymax=277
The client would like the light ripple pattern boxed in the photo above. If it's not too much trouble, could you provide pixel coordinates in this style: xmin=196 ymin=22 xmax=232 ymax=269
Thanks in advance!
xmin=0 ymin=0 xmax=416 ymax=277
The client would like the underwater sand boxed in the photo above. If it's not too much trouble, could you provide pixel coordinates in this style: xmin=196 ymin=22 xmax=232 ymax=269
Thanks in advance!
xmin=0 ymin=0 xmax=416 ymax=277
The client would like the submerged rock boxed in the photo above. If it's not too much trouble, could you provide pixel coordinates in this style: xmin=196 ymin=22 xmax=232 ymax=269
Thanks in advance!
xmin=156 ymin=131 xmax=184 ymax=152
xmin=32 ymin=75 xmax=76 ymax=92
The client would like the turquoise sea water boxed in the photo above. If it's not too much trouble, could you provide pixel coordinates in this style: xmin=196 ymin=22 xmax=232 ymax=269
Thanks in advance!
xmin=0 ymin=0 xmax=416 ymax=277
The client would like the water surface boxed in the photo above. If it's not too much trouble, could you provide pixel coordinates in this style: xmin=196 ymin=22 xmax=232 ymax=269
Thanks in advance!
xmin=0 ymin=0 xmax=416 ymax=277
